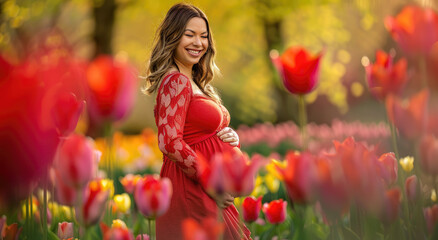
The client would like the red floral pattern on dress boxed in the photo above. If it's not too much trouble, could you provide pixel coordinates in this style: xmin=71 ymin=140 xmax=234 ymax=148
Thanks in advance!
xmin=155 ymin=73 xmax=198 ymax=180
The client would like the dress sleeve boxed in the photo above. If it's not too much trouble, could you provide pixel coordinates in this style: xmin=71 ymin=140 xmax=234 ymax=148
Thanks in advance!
xmin=156 ymin=73 xmax=198 ymax=180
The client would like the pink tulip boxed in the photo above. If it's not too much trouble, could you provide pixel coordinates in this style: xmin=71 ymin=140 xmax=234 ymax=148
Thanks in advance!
xmin=55 ymin=173 xmax=78 ymax=206
xmin=385 ymin=5 xmax=438 ymax=57
xmin=377 ymin=152 xmax=398 ymax=186
xmin=419 ymin=134 xmax=438 ymax=175
xmin=271 ymin=46 xmax=323 ymax=94
xmin=58 ymin=222 xmax=74 ymax=240
xmin=136 ymin=234 xmax=150 ymax=240
xmin=405 ymin=175 xmax=419 ymax=202
xmin=134 ymin=175 xmax=172 ymax=219
xmin=365 ymin=50 xmax=408 ymax=101
xmin=262 ymin=199 xmax=287 ymax=224
xmin=76 ymin=179 xmax=110 ymax=227
xmin=55 ymin=134 xmax=95 ymax=189
xmin=386 ymin=90 xmax=429 ymax=139
xmin=85 ymin=55 xmax=138 ymax=124
xmin=424 ymin=205 xmax=438 ymax=234
xmin=197 ymin=150 xmax=266 ymax=197
xmin=242 ymin=196 xmax=262 ymax=223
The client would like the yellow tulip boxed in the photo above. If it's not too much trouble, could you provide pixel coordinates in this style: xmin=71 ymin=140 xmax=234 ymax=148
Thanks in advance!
xmin=264 ymin=174 xmax=280 ymax=193
xmin=432 ymin=189 xmax=437 ymax=202
xmin=113 ymin=193 xmax=131 ymax=214
xmin=111 ymin=219 xmax=128 ymax=229
xmin=399 ymin=156 xmax=414 ymax=173
xmin=265 ymin=159 xmax=286 ymax=181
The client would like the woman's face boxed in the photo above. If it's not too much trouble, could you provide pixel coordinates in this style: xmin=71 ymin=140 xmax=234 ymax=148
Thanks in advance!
xmin=174 ymin=17 xmax=209 ymax=68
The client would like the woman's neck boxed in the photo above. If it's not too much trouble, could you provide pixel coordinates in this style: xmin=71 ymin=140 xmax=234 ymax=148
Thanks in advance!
xmin=174 ymin=59 xmax=193 ymax=80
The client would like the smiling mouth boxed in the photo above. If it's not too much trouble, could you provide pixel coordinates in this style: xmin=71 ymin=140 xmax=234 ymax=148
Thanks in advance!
xmin=187 ymin=49 xmax=202 ymax=57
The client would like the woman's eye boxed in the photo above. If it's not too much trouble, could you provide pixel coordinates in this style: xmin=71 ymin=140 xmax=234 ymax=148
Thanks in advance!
xmin=185 ymin=34 xmax=193 ymax=37
xmin=201 ymin=36 xmax=208 ymax=39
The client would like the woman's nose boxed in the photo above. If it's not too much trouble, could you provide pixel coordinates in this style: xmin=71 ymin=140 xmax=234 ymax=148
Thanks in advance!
xmin=193 ymin=36 xmax=201 ymax=46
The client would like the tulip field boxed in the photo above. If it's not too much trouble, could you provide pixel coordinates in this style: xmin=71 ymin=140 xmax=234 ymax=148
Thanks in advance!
xmin=1 ymin=2 xmax=438 ymax=240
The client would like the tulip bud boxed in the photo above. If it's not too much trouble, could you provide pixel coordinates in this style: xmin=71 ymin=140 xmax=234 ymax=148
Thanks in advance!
xmin=242 ymin=196 xmax=262 ymax=223
xmin=55 ymin=134 xmax=96 ymax=189
xmin=134 ymin=175 xmax=172 ymax=219
xmin=262 ymin=199 xmax=287 ymax=224
xmin=424 ymin=205 xmax=438 ymax=235
xmin=405 ymin=175 xmax=419 ymax=202
xmin=58 ymin=222 xmax=74 ymax=240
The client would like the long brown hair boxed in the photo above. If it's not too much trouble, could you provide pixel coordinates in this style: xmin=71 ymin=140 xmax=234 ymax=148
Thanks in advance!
xmin=143 ymin=3 xmax=221 ymax=103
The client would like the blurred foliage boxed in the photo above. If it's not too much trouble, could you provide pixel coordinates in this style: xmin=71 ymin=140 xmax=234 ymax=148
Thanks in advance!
xmin=0 ymin=0 xmax=410 ymax=129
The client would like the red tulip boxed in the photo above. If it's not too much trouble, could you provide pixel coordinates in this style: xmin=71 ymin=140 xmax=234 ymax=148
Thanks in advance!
xmin=365 ymin=50 xmax=408 ymax=101
xmin=385 ymin=5 xmax=438 ymax=57
xmin=427 ymin=110 xmax=438 ymax=136
xmin=0 ymin=55 xmax=60 ymax=207
xmin=134 ymin=175 xmax=172 ymax=219
xmin=314 ymin=157 xmax=349 ymax=220
xmin=242 ymin=196 xmax=262 ymax=223
xmin=58 ymin=222 xmax=74 ymax=240
xmin=55 ymin=134 xmax=96 ymax=189
xmin=2 ymin=222 xmax=21 ymax=240
xmin=378 ymin=188 xmax=401 ymax=224
xmin=405 ymin=175 xmax=419 ymax=202
xmin=182 ymin=217 xmax=224 ymax=240
xmin=120 ymin=174 xmax=142 ymax=194
xmin=197 ymin=150 xmax=266 ymax=197
xmin=76 ymin=179 xmax=111 ymax=227
xmin=100 ymin=221 xmax=134 ymax=240
xmin=377 ymin=152 xmax=398 ymax=186
xmin=386 ymin=90 xmax=429 ymax=139
xmin=419 ymin=134 xmax=438 ymax=175
xmin=424 ymin=205 xmax=438 ymax=234
xmin=52 ymin=92 xmax=85 ymax=137
xmin=271 ymin=46 xmax=323 ymax=94
xmin=86 ymin=55 xmax=138 ymax=123
xmin=262 ymin=199 xmax=287 ymax=224
xmin=333 ymin=137 xmax=386 ymax=214
xmin=276 ymin=151 xmax=317 ymax=204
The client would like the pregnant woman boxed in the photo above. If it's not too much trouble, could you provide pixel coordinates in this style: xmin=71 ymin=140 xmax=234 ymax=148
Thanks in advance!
xmin=143 ymin=3 xmax=251 ymax=240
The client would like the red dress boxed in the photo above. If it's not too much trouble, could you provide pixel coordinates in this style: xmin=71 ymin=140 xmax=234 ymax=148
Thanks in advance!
xmin=154 ymin=72 xmax=251 ymax=240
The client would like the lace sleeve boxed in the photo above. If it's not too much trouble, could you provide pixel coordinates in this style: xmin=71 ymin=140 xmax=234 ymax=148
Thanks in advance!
xmin=156 ymin=73 xmax=198 ymax=180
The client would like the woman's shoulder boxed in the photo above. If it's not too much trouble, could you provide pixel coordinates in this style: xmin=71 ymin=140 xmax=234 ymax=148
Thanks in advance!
xmin=158 ymin=71 xmax=192 ymax=95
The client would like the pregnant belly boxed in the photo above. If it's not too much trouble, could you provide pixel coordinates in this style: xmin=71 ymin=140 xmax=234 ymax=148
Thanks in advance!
xmin=190 ymin=134 xmax=242 ymax=161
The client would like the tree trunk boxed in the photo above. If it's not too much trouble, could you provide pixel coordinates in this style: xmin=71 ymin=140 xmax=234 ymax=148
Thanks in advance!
xmin=92 ymin=0 xmax=116 ymax=57
xmin=261 ymin=18 xmax=296 ymax=123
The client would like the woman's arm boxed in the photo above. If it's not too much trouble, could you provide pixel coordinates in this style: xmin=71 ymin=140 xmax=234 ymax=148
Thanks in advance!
xmin=156 ymin=73 xmax=198 ymax=180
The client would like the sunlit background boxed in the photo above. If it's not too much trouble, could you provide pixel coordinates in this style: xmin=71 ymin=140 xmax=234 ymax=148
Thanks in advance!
xmin=1 ymin=0 xmax=438 ymax=239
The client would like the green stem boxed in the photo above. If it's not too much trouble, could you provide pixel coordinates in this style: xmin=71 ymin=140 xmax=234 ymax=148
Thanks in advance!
xmin=42 ymin=177 xmax=48 ymax=240
xmin=148 ymin=218 xmax=153 ymax=240
xmin=104 ymin=122 xmax=114 ymax=225
xmin=419 ymin=57 xmax=428 ymax=89
xmin=389 ymin=120 xmax=400 ymax=159
xmin=298 ymin=95 xmax=308 ymax=150
xmin=25 ymin=195 xmax=30 ymax=239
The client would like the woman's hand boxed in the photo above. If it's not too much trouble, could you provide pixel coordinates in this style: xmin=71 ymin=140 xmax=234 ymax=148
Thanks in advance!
xmin=213 ymin=192 xmax=235 ymax=209
xmin=217 ymin=127 xmax=239 ymax=147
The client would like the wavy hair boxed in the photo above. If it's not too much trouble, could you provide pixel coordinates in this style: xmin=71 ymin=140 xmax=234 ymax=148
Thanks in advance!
xmin=143 ymin=3 xmax=221 ymax=103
